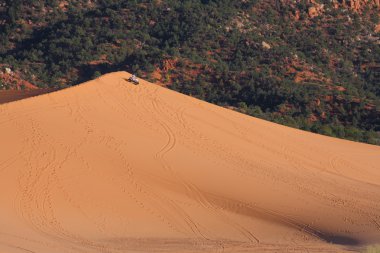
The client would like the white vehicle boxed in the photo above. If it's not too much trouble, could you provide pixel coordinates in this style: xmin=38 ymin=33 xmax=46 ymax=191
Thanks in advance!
xmin=128 ymin=74 xmax=139 ymax=85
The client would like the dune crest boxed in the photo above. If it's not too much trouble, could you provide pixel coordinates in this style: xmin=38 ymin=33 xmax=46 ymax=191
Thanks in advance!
xmin=0 ymin=72 xmax=379 ymax=253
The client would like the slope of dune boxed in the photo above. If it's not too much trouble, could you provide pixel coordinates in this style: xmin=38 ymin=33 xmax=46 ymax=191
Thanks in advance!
xmin=0 ymin=89 xmax=58 ymax=105
xmin=0 ymin=71 xmax=380 ymax=253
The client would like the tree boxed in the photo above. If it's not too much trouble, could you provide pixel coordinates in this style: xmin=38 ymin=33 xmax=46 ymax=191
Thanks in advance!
xmin=92 ymin=71 xmax=102 ymax=79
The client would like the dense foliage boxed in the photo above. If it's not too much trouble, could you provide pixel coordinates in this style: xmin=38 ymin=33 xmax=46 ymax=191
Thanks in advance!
xmin=0 ymin=0 xmax=379 ymax=144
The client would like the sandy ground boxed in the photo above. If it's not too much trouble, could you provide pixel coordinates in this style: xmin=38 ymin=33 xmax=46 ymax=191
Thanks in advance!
xmin=0 ymin=89 xmax=57 ymax=105
xmin=0 ymin=71 xmax=379 ymax=253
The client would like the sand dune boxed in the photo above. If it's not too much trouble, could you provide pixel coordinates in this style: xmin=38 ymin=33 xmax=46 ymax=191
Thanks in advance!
xmin=0 ymin=89 xmax=57 ymax=105
xmin=0 ymin=71 xmax=379 ymax=253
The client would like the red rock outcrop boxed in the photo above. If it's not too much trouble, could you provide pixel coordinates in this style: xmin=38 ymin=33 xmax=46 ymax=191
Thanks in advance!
xmin=375 ymin=23 xmax=380 ymax=33
xmin=308 ymin=4 xmax=324 ymax=18
xmin=335 ymin=0 xmax=379 ymax=11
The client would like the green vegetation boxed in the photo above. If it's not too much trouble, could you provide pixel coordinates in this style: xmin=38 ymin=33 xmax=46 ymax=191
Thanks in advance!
xmin=0 ymin=0 xmax=379 ymax=144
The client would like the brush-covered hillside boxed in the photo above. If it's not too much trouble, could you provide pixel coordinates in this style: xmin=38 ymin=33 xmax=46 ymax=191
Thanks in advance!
xmin=0 ymin=0 xmax=379 ymax=144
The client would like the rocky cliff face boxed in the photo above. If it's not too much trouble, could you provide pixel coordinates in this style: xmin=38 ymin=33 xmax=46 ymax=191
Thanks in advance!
xmin=308 ymin=0 xmax=380 ymax=18
xmin=335 ymin=0 xmax=379 ymax=11
xmin=279 ymin=0 xmax=378 ymax=19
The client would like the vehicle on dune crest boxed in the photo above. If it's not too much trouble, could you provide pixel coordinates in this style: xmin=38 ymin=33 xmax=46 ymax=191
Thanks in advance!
xmin=127 ymin=74 xmax=139 ymax=85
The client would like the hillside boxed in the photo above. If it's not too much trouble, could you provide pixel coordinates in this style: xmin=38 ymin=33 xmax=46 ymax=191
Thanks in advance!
xmin=0 ymin=72 xmax=380 ymax=253
xmin=0 ymin=0 xmax=379 ymax=145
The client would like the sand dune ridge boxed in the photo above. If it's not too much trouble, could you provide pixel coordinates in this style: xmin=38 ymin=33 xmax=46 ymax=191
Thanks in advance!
xmin=0 ymin=72 xmax=380 ymax=253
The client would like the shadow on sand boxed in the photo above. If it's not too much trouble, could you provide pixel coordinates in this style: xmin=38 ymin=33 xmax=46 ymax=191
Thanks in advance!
xmin=319 ymin=234 xmax=361 ymax=246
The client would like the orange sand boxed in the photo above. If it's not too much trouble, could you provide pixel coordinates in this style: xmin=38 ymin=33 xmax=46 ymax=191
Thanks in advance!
xmin=0 ymin=72 xmax=379 ymax=253
xmin=0 ymin=89 xmax=57 ymax=105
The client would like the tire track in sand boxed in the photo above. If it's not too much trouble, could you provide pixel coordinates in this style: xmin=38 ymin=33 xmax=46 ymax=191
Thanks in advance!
xmin=166 ymin=94 xmax=333 ymax=246
xmin=147 ymin=87 xmax=211 ymax=244
xmin=98 ymin=79 xmax=192 ymax=236
xmin=175 ymin=107 xmax=261 ymax=245
xmin=149 ymin=87 xmax=260 ymax=245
